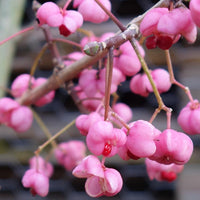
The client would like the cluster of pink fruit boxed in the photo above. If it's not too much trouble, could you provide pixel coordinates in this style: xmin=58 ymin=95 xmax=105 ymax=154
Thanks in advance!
xmin=1 ymin=0 xmax=200 ymax=198
xmin=75 ymin=116 xmax=193 ymax=197
xmin=22 ymin=141 xmax=86 ymax=197
xmin=36 ymin=0 xmax=111 ymax=36
xmin=0 ymin=74 xmax=55 ymax=133
xmin=66 ymin=33 xmax=146 ymax=111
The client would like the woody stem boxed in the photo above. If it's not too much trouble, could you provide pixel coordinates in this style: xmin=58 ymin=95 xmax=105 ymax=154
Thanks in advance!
xmin=165 ymin=49 xmax=194 ymax=102
xmin=34 ymin=119 xmax=75 ymax=155
xmin=104 ymin=48 xmax=114 ymax=121
xmin=129 ymin=38 xmax=172 ymax=124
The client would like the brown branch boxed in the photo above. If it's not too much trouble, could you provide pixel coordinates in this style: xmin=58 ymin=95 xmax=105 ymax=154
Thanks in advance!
xmin=18 ymin=51 xmax=108 ymax=105
xmin=18 ymin=25 xmax=139 ymax=106
xmin=17 ymin=0 xmax=179 ymax=106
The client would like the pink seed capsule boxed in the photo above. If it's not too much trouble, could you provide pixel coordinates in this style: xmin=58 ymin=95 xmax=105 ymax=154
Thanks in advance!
xmin=140 ymin=7 xmax=197 ymax=49
xmin=77 ymin=0 xmax=111 ymax=23
xmin=11 ymin=74 xmax=35 ymax=98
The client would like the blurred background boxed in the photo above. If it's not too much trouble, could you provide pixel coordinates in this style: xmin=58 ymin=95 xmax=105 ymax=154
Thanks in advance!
xmin=0 ymin=0 xmax=200 ymax=199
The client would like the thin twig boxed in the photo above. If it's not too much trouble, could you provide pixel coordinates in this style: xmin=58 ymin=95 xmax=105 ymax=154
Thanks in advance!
xmin=129 ymin=38 xmax=165 ymax=110
xmin=42 ymin=26 xmax=62 ymax=66
xmin=165 ymin=49 xmax=194 ymax=102
xmin=104 ymin=47 xmax=114 ymax=121
xmin=129 ymin=38 xmax=172 ymax=125
xmin=110 ymin=111 xmax=130 ymax=130
xmin=94 ymin=0 xmax=126 ymax=31
xmin=29 ymin=43 xmax=49 ymax=88
xmin=0 ymin=26 xmax=35 ymax=46
xmin=32 ymin=109 xmax=57 ymax=148
xmin=52 ymin=38 xmax=82 ymax=50
xmin=35 ymin=119 xmax=75 ymax=155
xmin=63 ymin=0 xmax=73 ymax=11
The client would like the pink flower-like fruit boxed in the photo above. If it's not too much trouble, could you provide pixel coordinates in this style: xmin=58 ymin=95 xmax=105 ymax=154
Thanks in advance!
xmin=59 ymin=10 xmax=83 ymax=37
xmin=75 ymin=0 xmax=111 ymax=23
xmin=37 ymin=2 xmax=83 ymax=37
xmin=22 ymin=169 xmax=49 ymax=197
xmin=75 ymin=112 xmax=103 ymax=136
xmin=115 ymin=41 xmax=144 ymax=76
xmin=0 ymin=97 xmax=20 ymax=124
xmin=112 ymin=103 xmax=133 ymax=123
xmin=140 ymin=7 xmax=197 ymax=49
xmin=178 ymin=100 xmax=200 ymax=135
xmin=11 ymin=74 xmax=35 ymax=98
xmin=36 ymin=2 xmax=62 ymax=26
xmin=126 ymin=120 xmax=161 ymax=158
xmin=130 ymin=68 xmax=171 ymax=97
xmin=145 ymin=158 xmax=184 ymax=182
xmin=190 ymin=0 xmax=200 ymax=27
xmin=72 ymin=155 xmax=123 ymax=197
xmin=86 ymin=121 xmax=127 ymax=157
xmin=150 ymin=129 xmax=193 ymax=165
xmin=9 ymin=106 xmax=33 ymax=133
xmin=33 ymin=78 xmax=55 ymax=107
xmin=54 ymin=140 xmax=86 ymax=171
xmin=0 ymin=98 xmax=33 ymax=133
xmin=29 ymin=156 xmax=53 ymax=178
